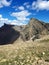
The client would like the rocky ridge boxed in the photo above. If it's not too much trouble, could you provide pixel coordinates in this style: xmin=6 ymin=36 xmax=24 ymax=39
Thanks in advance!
xmin=0 ymin=18 xmax=49 ymax=44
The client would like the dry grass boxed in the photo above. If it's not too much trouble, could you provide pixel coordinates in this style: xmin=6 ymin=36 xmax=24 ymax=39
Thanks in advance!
xmin=0 ymin=38 xmax=49 ymax=65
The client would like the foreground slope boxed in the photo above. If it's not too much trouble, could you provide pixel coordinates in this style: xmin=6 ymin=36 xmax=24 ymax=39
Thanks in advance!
xmin=0 ymin=36 xmax=49 ymax=65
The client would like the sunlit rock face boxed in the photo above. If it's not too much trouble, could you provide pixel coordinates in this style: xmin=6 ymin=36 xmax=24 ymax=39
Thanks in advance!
xmin=20 ymin=18 xmax=49 ymax=41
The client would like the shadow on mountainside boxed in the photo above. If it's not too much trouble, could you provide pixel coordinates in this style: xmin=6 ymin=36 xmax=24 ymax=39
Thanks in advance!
xmin=0 ymin=24 xmax=20 ymax=45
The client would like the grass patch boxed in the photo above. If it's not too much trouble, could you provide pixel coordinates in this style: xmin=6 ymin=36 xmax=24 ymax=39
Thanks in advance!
xmin=40 ymin=39 xmax=49 ymax=43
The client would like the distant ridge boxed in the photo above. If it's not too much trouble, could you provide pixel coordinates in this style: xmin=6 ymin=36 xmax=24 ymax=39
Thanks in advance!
xmin=0 ymin=18 xmax=49 ymax=44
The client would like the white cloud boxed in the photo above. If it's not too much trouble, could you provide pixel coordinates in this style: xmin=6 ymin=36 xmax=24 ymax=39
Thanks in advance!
xmin=18 ymin=6 xmax=25 ymax=10
xmin=0 ymin=14 xmax=18 ymax=26
xmin=10 ymin=20 xmax=27 ymax=25
xmin=13 ymin=2 xmax=30 ymax=11
xmin=0 ymin=3 xmax=3 ymax=8
xmin=0 ymin=13 xmax=30 ymax=27
xmin=23 ymin=2 xmax=30 ymax=9
xmin=0 ymin=15 xmax=2 ymax=18
xmin=32 ymin=0 xmax=49 ymax=11
xmin=11 ymin=10 xmax=31 ymax=25
xmin=13 ymin=6 xmax=25 ymax=11
xmin=23 ymin=2 xmax=29 ymax=6
xmin=0 ymin=0 xmax=12 ymax=8
xmin=10 ymin=20 xmax=19 ymax=25
xmin=0 ymin=14 xmax=9 ymax=27
xmin=11 ymin=10 xmax=31 ymax=21
xmin=11 ymin=10 xmax=31 ymax=17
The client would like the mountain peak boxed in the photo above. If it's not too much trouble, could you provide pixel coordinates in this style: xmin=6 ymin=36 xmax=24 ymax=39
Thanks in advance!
xmin=21 ymin=18 xmax=49 ymax=41
xmin=29 ymin=18 xmax=42 ymax=24
xmin=30 ymin=18 xmax=38 ymax=20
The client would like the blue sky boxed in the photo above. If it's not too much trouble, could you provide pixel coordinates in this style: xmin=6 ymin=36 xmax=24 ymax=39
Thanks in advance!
xmin=0 ymin=0 xmax=49 ymax=27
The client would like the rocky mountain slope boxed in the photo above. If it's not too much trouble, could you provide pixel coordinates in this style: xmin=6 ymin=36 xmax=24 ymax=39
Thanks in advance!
xmin=0 ymin=18 xmax=49 ymax=44
xmin=21 ymin=18 xmax=49 ymax=41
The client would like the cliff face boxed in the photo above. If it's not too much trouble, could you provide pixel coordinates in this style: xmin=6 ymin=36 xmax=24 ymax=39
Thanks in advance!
xmin=0 ymin=18 xmax=49 ymax=44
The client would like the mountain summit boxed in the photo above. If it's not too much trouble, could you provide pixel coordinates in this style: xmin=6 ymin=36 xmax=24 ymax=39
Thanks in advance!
xmin=20 ymin=18 xmax=49 ymax=41
xmin=0 ymin=18 xmax=49 ymax=44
